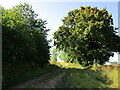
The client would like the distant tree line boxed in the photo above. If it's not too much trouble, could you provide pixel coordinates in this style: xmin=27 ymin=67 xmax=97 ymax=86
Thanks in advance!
xmin=109 ymin=61 xmax=120 ymax=65
xmin=2 ymin=3 xmax=50 ymax=66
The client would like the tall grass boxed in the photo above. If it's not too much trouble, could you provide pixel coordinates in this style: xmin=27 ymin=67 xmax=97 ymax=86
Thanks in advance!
xmin=101 ymin=65 xmax=120 ymax=88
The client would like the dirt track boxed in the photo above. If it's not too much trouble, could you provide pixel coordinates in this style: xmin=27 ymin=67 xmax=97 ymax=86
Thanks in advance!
xmin=11 ymin=69 xmax=66 ymax=88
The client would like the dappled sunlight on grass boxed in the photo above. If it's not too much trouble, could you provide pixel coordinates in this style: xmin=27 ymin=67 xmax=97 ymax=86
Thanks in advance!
xmin=49 ymin=60 xmax=88 ymax=69
xmin=57 ymin=69 xmax=112 ymax=88
xmin=101 ymin=65 xmax=120 ymax=88
xmin=90 ymin=65 xmax=120 ymax=88
xmin=49 ymin=60 xmax=120 ymax=88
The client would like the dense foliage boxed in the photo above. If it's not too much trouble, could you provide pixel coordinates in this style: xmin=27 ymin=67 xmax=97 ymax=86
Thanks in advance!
xmin=50 ymin=48 xmax=58 ymax=62
xmin=54 ymin=6 xmax=120 ymax=66
xmin=2 ymin=3 xmax=50 ymax=66
xmin=59 ymin=50 xmax=79 ymax=63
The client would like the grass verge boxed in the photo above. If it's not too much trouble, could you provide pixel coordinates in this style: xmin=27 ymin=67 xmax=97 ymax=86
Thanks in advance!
xmin=56 ymin=68 xmax=112 ymax=88
xmin=50 ymin=61 xmax=120 ymax=89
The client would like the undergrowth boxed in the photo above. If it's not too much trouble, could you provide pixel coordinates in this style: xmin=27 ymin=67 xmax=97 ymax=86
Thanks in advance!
xmin=2 ymin=62 xmax=59 ymax=89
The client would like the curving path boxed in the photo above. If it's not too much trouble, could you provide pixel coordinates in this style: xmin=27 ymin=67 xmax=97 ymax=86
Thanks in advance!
xmin=11 ymin=69 xmax=66 ymax=88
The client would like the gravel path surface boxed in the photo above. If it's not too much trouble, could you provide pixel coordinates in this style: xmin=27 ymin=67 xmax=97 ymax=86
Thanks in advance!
xmin=35 ymin=69 xmax=66 ymax=88
xmin=11 ymin=69 xmax=66 ymax=88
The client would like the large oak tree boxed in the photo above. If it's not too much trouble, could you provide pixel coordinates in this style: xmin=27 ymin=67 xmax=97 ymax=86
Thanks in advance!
xmin=54 ymin=6 xmax=120 ymax=66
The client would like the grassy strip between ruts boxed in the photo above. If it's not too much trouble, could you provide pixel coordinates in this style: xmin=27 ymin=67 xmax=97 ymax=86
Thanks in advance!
xmin=2 ymin=62 xmax=59 ymax=89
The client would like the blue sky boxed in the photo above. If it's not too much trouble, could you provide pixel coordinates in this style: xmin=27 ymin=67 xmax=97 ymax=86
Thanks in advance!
xmin=1 ymin=1 xmax=119 ymax=62
xmin=32 ymin=2 xmax=118 ymax=42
